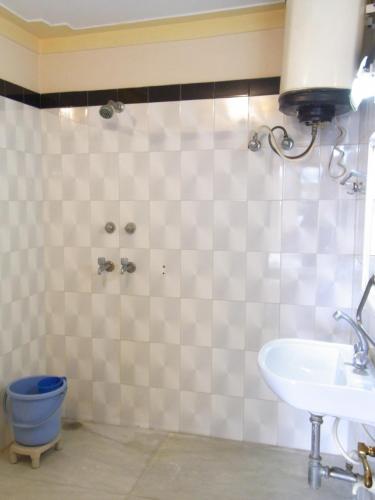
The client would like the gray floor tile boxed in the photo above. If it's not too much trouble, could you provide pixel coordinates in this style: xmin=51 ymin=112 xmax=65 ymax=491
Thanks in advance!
xmin=0 ymin=422 xmax=166 ymax=497
xmin=131 ymin=432 xmax=353 ymax=500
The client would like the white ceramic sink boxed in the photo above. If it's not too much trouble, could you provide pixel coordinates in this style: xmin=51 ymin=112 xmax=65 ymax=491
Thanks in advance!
xmin=258 ymin=338 xmax=375 ymax=426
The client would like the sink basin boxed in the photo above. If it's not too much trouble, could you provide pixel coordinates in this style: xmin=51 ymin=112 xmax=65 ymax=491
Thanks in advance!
xmin=258 ymin=338 xmax=375 ymax=426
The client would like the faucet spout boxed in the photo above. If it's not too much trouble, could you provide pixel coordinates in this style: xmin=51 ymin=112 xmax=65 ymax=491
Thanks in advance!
xmin=333 ymin=310 xmax=369 ymax=370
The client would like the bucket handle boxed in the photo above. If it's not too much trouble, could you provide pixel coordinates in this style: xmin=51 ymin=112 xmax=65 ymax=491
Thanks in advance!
xmin=3 ymin=387 xmax=67 ymax=429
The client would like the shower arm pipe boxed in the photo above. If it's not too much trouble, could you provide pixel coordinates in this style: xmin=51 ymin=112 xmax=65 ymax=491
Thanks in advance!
xmin=255 ymin=123 xmax=319 ymax=161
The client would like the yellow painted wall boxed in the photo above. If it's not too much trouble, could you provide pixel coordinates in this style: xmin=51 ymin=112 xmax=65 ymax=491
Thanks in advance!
xmin=0 ymin=5 xmax=284 ymax=93
xmin=0 ymin=34 xmax=39 ymax=92
xmin=39 ymin=29 xmax=283 ymax=93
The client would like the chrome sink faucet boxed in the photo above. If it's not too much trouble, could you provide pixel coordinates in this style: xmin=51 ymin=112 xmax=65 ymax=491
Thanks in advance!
xmin=334 ymin=274 xmax=375 ymax=371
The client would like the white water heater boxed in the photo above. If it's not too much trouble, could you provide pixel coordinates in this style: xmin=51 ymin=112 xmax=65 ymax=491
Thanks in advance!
xmin=279 ymin=0 xmax=365 ymax=123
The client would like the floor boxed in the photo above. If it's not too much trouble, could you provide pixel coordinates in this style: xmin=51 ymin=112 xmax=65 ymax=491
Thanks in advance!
xmin=0 ymin=421 xmax=354 ymax=500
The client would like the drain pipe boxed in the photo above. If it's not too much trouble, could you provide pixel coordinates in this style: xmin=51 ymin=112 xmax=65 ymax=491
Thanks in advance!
xmin=308 ymin=414 xmax=361 ymax=490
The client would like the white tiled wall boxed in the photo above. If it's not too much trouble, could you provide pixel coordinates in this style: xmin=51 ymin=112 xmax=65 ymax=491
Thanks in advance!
xmin=0 ymin=96 xmax=46 ymax=447
xmin=40 ymin=94 xmax=375 ymax=454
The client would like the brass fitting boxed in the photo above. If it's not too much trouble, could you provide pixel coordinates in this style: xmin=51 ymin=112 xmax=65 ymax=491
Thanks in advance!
xmin=358 ymin=442 xmax=375 ymax=488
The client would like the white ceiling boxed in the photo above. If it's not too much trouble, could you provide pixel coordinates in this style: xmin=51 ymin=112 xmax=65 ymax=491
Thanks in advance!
xmin=0 ymin=0 xmax=278 ymax=30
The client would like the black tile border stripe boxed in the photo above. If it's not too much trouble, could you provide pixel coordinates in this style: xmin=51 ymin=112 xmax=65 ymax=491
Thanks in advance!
xmin=0 ymin=77 xmax=280 ymax=109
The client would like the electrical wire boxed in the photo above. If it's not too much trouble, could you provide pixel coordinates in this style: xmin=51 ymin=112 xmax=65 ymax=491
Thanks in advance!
xmin=363 ymin=424 xmax=375 ymax=443
xmin=327 ymin=125 xmax=348 ymax=179
xmin=333 ymin=418 xmax=375 ymax=466
xmin=333 ymin=417 xmax=361 ymax=465
xmin=255 ymin=123 xmax=318 ymax=161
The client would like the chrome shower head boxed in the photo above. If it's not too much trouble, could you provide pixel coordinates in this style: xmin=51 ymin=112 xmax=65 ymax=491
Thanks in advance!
xmin=99 ymin=100 xmax=125 ymax=119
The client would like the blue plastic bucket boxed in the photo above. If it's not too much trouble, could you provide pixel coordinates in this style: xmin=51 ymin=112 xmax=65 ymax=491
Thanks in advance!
xmin=3 ymin=375 xmax=67 ymax=446
xmin=37 ymin=376 xmax=66 ymax=394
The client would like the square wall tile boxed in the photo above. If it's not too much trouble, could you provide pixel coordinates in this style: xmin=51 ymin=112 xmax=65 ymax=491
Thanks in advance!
xmin=247 ymin=201 xmax=281 ymax=252
xmin=281 ymin=201 xmax=318 ymax=253
xmin=149 ymin=387 xmax=180 ymax=432
xmin=181 ymin=201 xmax=213 ymax=250
xmin=64 ymin=247 xmax=92 ymax=293
xmin=91 ymin=293 xmax=120 ymax=339
xmin=212 ymin=348 xmax=244 ymax=397
xmin=180 ymin=99 xmax=214 ymax=150
xmin=149 ymin=342 xmax=180 ymax=390
xmin=246 ymin=302 xmax=279 ymax=351
xmin=46 ymin=335 xmax=66 ymax=374
xmin=244 ymin=399 xmax=278 ymax=445
xmin=316 ymin=254 xmax=353 ymax=308
xmin=283 ymin=147 xmax=320 ymax=200
xmin=121 ymin=385 xmax=150 ymax=427
xmin=118 ymin=103 xmax=149 ymax=152
xmin=280 ymin=304 xmax=315 ymax=340
xmin=280 ymin=253 xmax=317 ymax=306
xmin=120 ymin=340 xmax=149 ymax=387
xmin=120 ymin=201 xmax=149 ymax=249
xmin=212 ymin=300 xmax=246 ymax=350
xmin=62 ymin=154 xmax=90 ymax=201
xmin=62 ymin=201 xmax=91 ymax=247
xmin=180 ymin=345 xmax=211 ymax=393
xmin=181 ymin=250 xmax=213 ymax=299
xmin=213 ymin=251 xmax=246 ymax=301
xmin=64 ymin=379 xmax=93 ymax=421
xmin=93 ymin=338 xmax=120 ymax=383
xmin=249 ymin=94 xmax=284 ymax=131
xmin=87 ymin=106 xmax=119 ymax=153
xmin=120 ymin=295 xmax=150 ymax=342
xmin=246 ymin=252 xmax=280 ymax=303
xmin=120 ymin=249 xmax=150 ymax=297
xmin=150 ymin=201 xmax=181 ymax=249
xmin=65 ymin=337 xmax=93 ymax=380
xmin=210 ymin=395 xmax=243 ymax=441
xmin=149 ymin=152 xmax=181 ymax=200
xmin=149 ymin=101 xmax=181 ymax=151
xmin=150 ymin=249 xmax=180 ymax=298
xmin=119 ymin=152 xmax=149 ymax=201
xmin=64 ymin=292 xmax=92 ymax=337
xmin=317 ymin=200 xmax=355 ymax=254
xmin=214 ymin=97 xmax=248 ymax=150
xmin=248 ymin=148 xmax=283 ymax=201
xmin=244 ymin=351 xmax=277 ymax=401
xmin=90 ymin=201 xmax=120 ymax=248
xmin=45 ymin=291 xmax=65 ymax=336
xmin=181 ymin=298 xmax=212 ymax=347
xmin=150 ymin=297 xmax=181 ymax=344
xmin=91 ymin=248 xmax=120 ymax=295
xmin=214 ymin=150 xmax=248 ymax=201
xmin=180 ymin=391 xmax=211 ymax=436
xmin=214 ymin=201 xmax=247 ymax=252
xmin=181 ymin=151 xmax=214 ymax=200
xmin=93 ymin=381 xmax=121 ymax=425
xmin=89 ymin=153 xmax=119 ymax=201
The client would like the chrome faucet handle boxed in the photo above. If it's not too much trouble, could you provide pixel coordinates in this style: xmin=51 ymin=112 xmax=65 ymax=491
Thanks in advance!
xmin=333 ymin=310 xmax=369 ymax=371
xmin=120 ymin=257 xmax=136 ymax=274
xmin=97 ymin=257 xmax=115 ymax=275
xmin=120 ymin=258 xmax=129 ymax=274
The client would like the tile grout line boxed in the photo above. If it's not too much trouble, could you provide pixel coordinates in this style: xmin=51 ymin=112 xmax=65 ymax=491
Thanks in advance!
xmin=127 ymin=430 xmax=172 ymax=497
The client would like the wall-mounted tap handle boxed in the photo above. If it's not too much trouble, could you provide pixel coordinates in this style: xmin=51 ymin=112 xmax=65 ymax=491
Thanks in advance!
xmin=97 ymin=257 xmax=115 ymax=275
xmin=120 ymin=257 xmax=136 ymax=274
xmin=358 ymin=442 xmax=375 ymax=488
